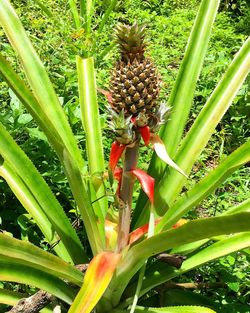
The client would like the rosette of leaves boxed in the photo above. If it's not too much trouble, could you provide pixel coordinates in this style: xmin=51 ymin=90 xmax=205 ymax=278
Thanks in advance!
xmin=0 ymin=0 xmax=249 ymax=313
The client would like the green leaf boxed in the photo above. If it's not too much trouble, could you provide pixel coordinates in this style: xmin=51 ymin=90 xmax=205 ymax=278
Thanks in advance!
xmin=170 ymin=197 xmax=250 ymax=255
xmin=155 ymin=0 xmax=220 ymax=168
xmin=223 ymin=198 xmax=250 ymax=215
xmin=129 ymin=232 xmax=250 ymax=301
xmin=154 ymin=37 xmax=250 ymax=215
xmin=85 ymin=0 xmax=95 ymax=36
xmin=0 ymin=157 xmax=71 ymax=261
xmin=162 ymin=289 xmax=215 ymax=307
xmin=0 ymin=233 xmax=83 ymax=286
xmin=34 ymin=0 xmax=54 ymax=18
xmin=0 ymin=53 xmax=62 ymax=148
xmin=0 ymin=289 xmax=25 ymax=307
xmin=0 ymin=0 xmax=105 ymax=255
xmin=113 ymin=306 xmax=216 ymax=313
xmin=0 ymin=259 xmax=76 ymax=304
xmin=0 ymin=122 xmax=87 ymax=263
xmin=97 ymin=0 xmax=118 ymax=34
xmin=77 ymin=56 xmax=107 ymax=232
xmin=68 ymin=0 xmax=81 ymax=29
xmin=0 ymin=0 xmax=84 ymax=170
xmin=134 ymin=21 xmax=250 ymax=229
xmin=62 ymin=148 xmax=104 ymax=254
xmin=156 ymin=140 xmax=250 ymax=232
xmin=77 ymin=57 xmax=105 ymax=180
xmin=109 ymin=213 xmax=250 ymax=304
xmin=133 ymin=0 xmax=220 ymax=225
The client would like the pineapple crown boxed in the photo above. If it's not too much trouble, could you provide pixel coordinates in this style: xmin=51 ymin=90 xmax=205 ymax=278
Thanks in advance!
xmin=115 ymin=22 xmax=147 ymax=62
xmin=148 ymin=102 xmax=171 ymax=132
xmin=107 ymin=107 xmax=135 ymax=145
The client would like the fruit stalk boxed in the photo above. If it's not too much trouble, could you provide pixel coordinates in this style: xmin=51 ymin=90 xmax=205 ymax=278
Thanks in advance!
xmin=117 ymin=142 xmax=139 ymax=251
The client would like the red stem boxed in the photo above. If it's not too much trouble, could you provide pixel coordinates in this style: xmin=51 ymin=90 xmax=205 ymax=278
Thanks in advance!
xmin=117 ymin=142 xmax=139 ymax=252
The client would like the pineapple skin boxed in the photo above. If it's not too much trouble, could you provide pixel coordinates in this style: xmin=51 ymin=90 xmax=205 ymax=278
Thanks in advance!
xmin=110 ymin=23 xmax=160 ymax=118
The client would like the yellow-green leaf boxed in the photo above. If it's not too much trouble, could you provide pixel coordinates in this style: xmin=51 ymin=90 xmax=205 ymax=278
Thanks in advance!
xmin=69 ymin=252 xmax=121 ymax=313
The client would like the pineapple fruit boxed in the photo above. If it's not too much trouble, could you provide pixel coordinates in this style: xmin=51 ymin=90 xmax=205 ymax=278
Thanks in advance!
xmin=109 ymin=23 xmax=163 ymax=144
xmin=110 ymin=23 xmax=160 ymax=119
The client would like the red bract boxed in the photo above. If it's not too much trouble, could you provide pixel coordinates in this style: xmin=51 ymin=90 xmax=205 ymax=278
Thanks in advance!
xmin=129 ymin=219 xmax=160 ymax=244
xmin=129 ymin=218 xmax=187 ymax=244
xmin=114 ymin=167 xmax=123 ymax=180
xmin=114 ymin=167 xmax=123 ymax=196
xmin=138 ymin=126 xmax=151 ymax=146
xmin=129 ymin=223 xmax=149 ymax=244
xmin=109 ymin=141 xmax=126 ymax=172
xmin=131 ymin=168 xmax=154 ymax=205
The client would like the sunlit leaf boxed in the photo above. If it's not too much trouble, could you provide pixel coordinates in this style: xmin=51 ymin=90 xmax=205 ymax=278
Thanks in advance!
xmin=110 ymin=212 xmax=250 ymax=305
xmin=77 ymin=56 xmax=107 ymax=221
xmin=136 ymin=232 xmax=250 ymax=299
xmin=105 ymin=220 xmax=118 ymax=250
xmin=0 ymin=258 xmax=76 ymax=304
xmin=0 ymin=234 xmax=83 ymax=286
xmin=69 ymin=252 xmax=121 ymax=313
xmin=113 ymin=305 xmax=216 ymax=313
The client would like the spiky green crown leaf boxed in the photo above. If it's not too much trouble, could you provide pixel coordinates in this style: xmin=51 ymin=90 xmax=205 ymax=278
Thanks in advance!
xmin=116 ymin=23 xmax=147 ymax=62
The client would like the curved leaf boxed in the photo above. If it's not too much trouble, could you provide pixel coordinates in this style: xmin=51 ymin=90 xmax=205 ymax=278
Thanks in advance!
xmin=69 ymin=0 xmax=81 ymax=29
xmin=157 ymin=140 xmax=250 ymax=232
xmin=109 ymin=142 xmax=126 ymax=172
xmin=69 ymin=252 xmax=121 ymax=313
xmin=134 ymin=25 xmax=250 ymax=228
xmin=154 ymin=37 xmax=250 ymax=214
xmin=0 ymin=157 xmax=71 ymax=262
xmin=97 ymin=0 xmax=118 ymax=34
xmin=0 ymin=53 xmax=62 ymax=149
xmin=77 ymin=56 xmax=107 ymax=226
xmin=0 ymin=289 xmax=25 ymax=307
xmin=134 ymin=0 xmax=220 ymax=223
xmin=124 ymin=232 xmax=250 ymax=304
xmin=170 ymin=197 xmax=250 ymax=255
xmin=105 ymin=220 xmax=118 ymax=250
xmin=0 ymin=0 xmax=84 ymax=169
xmin=151 ymin=0 xmax=220 ymax=174
xmin=0 ymin=234 xmax=83 ymax=286
xmin=138 ymin=231 xmax=250 ymax=300
xmin=0 ymin=0 xmax=102 ymax=257
xmin=113 ymin=306 xmax=215 ymax=313
xmin=139 ymin=126 xmax=151 ymax=146
xmin=0 ymin=258 xmax=76 ymax=304
xmin=0 ymin=121 xmax=86 ymax=263
xmin=150 ymin=134 xmax=187 ymax=178
xmin=223 ymin=198 xmax=250 ymax=215
xmin=109 ymin=212 xmax=250 ymax=305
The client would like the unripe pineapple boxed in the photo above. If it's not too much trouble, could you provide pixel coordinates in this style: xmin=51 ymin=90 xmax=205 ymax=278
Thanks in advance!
xmin=110 ymin=23 xmax=160 ymax=118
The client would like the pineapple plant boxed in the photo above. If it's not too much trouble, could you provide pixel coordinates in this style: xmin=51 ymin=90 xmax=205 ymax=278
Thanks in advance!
xmin=0 ymin=0 xmax=249 ymax=312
